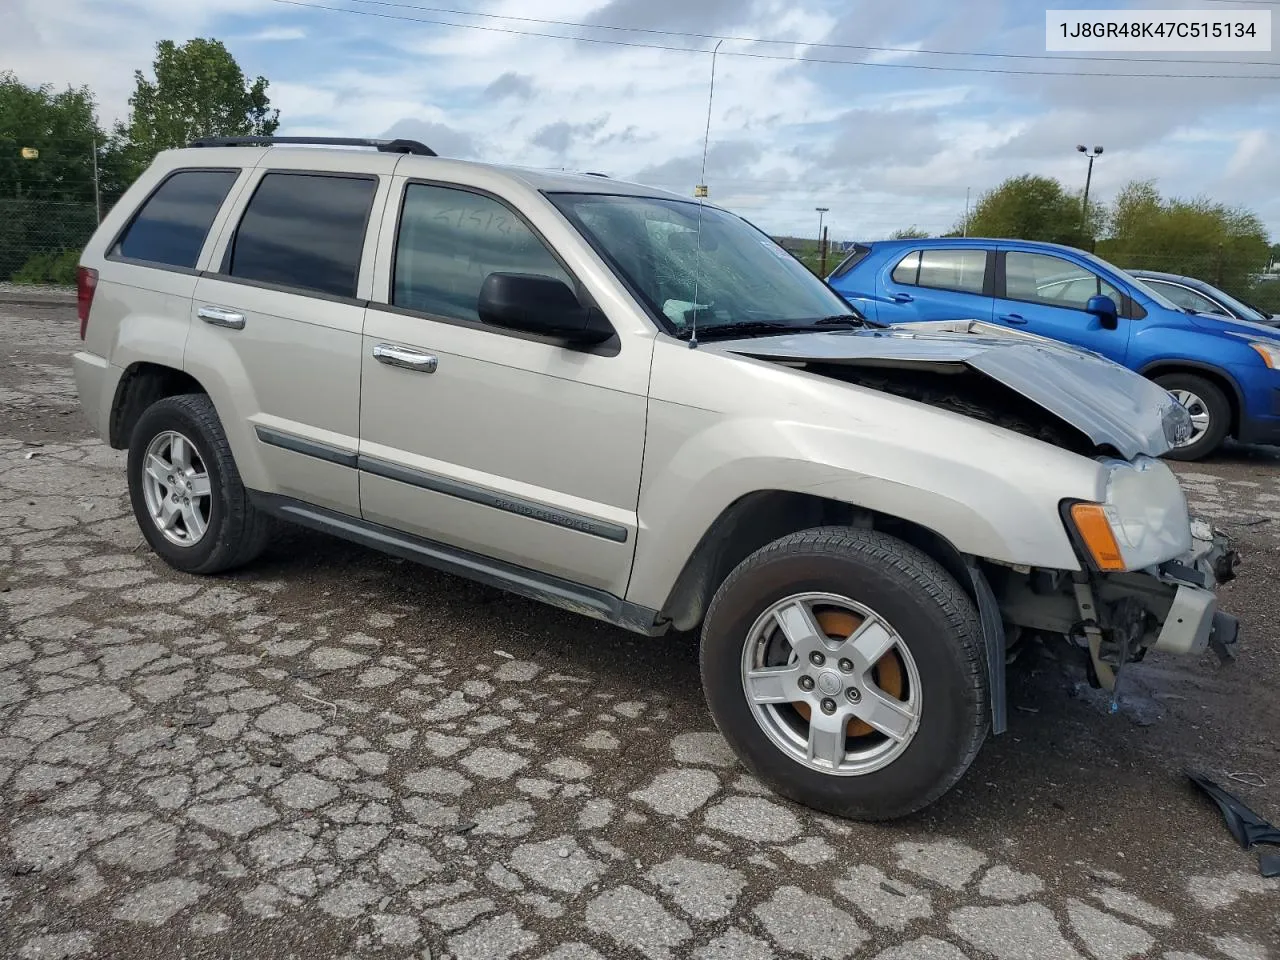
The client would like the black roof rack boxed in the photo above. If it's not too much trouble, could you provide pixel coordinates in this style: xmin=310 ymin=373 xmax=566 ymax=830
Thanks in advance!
xmin=187 ymin=136 xmax=437 ymax=157
xmin=583 ymin=171 xmax=610 ymax=177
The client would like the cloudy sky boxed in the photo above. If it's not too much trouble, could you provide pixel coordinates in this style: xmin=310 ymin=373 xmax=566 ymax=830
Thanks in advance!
xmin=4 ymin=0 xmax=1278 ymax=242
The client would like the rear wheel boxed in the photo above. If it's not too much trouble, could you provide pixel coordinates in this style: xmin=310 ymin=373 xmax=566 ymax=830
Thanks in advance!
xmin=1156 ymin=373 xmax=1229 ymax=461
xmin=127 ymin=393 xmax=272 ymax=574
xmin=700 ymin=526 xmax=988 ymax=821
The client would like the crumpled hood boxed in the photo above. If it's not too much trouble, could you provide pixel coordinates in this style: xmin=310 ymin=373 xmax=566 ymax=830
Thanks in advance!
xmin=708 ymin=319 xmax=1190 ymax=459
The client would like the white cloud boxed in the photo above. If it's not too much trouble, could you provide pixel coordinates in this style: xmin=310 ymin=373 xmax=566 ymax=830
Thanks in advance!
xmin=236 ymin=26 xmax=307 ymax=42
xmin=2 ymin=0 xmax=1277 ymax=242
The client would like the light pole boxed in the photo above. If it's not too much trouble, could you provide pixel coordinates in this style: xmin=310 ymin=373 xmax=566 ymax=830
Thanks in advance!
xmin=815 ymin=207 xmax=830 ymax=275
xmin=1077 ymin=145 xmax=1103 ymax=238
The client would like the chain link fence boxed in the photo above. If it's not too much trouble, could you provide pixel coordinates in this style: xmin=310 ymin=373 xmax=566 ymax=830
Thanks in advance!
xmin=0 ymin=199 xmax=102 ymax=284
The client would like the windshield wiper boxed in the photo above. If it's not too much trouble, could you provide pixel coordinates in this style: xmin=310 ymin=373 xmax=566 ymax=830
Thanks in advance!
xmin=679 ymin=319 xmax=862 ymax=341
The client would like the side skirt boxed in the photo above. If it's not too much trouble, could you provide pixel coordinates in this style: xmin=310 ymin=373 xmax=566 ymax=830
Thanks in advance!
xmin=248 ymin=491 xmax=668 ymax=637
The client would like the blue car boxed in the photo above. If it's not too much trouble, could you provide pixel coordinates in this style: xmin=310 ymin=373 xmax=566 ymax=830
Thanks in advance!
xmin=827 ymin=237 xmax=1280 ymax=460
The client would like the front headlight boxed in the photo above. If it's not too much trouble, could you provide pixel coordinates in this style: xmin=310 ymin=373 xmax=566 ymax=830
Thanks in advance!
xmin=1065 ymin=457 xmax=1192 ymax=572
xmin=1249 ymin=341 xmax=1280 ymax=368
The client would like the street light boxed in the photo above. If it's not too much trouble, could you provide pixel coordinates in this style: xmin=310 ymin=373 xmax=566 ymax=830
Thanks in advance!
xmin=1076 ymin=145 xmax=1103 ymax=236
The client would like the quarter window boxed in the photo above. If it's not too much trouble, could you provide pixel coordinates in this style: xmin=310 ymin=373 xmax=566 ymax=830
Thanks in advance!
xmin=891 ymin=249 xmax=987 ymax=294
xmin=1005 ymin=252 xmax=1122 ymax=310
xmin=114 ymin=169 xmax=238 ymax=269
xmin=228 ymin=173 xmax=377 ymax=299
xmin=392 ymin=183 xmax=572 ymax=323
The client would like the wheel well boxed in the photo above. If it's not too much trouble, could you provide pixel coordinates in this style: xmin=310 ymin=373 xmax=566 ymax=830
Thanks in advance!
xmin=1143 ymin=363 xmax=1241 ymax=437
xmin=109 ymin=362 xmax=207 ymax=449
xmin=659 ymin=490 xmax=973 ymax=633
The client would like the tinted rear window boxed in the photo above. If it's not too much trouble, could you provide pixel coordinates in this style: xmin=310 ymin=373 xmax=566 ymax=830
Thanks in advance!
xmin=228 ymin=173 xmax=377 ymax=299
xmin=115 ymin=170 xmax=238 ymax=269
xmin=892 ymin=248 xmax=987 ymax=294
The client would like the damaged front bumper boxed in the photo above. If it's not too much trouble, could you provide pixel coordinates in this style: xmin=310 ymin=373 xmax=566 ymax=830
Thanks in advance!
xmin=1067 ymin=518 xmax=1242 ymax=694
xmin=1147 ymin=519 xmax=1241 ymax=662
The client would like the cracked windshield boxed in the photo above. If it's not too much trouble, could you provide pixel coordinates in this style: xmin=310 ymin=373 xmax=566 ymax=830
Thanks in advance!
xmin=551 ymin=194 xmax=857 ymax=337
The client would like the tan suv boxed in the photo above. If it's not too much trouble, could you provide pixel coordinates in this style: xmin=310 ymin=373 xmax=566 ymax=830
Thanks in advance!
xmin=73 ymin=136 xmax=1239 ymax=820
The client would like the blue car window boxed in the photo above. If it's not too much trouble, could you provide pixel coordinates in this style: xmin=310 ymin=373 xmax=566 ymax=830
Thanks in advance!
xmin=891 ymin=249 xmax=985 ymax=294
xmin=1006 ymin=252 xmax=1120 ymax=309
xmin=891 ymin=251 xmax=920 ymax=285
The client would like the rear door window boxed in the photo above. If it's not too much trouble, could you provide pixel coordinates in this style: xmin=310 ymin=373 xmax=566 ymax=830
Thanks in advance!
xmin=891 ymin=249 xmax=987 ymax=294
xmin=227 ymin=173 xmax=377 ymax=299
xmin=114 ymin=169 xmax=238 ymax=269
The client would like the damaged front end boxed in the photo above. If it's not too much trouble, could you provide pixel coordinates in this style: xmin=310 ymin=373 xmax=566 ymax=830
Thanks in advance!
xmin=710 ymin=319 xmax=1239 ymax=718
xmin=988 ymin=515 xmax=1241 ymax=705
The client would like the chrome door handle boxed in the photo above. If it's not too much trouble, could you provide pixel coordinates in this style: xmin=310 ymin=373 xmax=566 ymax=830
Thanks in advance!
xmin=373 ymin=343 xmax=438 ymax=373
xmin=198 ymin=306 xmax=245 ymax=329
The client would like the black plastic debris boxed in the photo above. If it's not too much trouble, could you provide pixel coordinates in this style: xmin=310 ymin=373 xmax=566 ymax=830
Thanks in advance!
xmin=1188 ymin=772 xmax=1280 ymax=877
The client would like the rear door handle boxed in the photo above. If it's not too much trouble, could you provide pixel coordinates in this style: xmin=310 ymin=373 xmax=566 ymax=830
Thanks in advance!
xmin=373 ymin=343 xmax=438 ymax=373
xmin=890 ymin=293 xmax=914 ymax=303
xmin=198 ymin=305 xmax=245 ymax=330
xmin=999 ymin=313 xmax=1028 ymax=325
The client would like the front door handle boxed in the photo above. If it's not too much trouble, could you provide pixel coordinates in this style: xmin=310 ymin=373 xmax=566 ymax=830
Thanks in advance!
xmin=999 ymin=313 xmax=1028 ymax=325
xmin=198 ymin=305 xmax=245 ymax=329
xmin=373 ymin=343 xmax=438 ymax=373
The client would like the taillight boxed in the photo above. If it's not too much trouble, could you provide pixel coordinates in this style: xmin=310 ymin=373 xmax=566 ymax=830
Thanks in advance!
xmin=77 ymin=266 xmax=98 ymax=340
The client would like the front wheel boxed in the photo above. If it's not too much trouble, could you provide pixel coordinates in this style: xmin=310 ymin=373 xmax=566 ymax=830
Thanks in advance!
xmin=700 ymin=527 xmax=988 ymax=821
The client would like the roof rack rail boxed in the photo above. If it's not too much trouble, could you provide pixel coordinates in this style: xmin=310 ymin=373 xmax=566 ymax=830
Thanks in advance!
xmin=583 ymin=171 xmax=610 ymax=177
xmin=187 ymin=136 xmax=437 ymax=157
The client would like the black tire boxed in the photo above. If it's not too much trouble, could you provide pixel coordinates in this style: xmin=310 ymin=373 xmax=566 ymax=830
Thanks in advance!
xmin=700 ymin=526 xmax=988 ymax=821
xmin=127 ymin=393 xmax=272 ymax=575
xmin=1155 ymin=373 xmax=1230 ymax=461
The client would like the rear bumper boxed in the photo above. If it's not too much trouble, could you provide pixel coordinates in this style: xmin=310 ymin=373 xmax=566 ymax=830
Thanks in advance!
xmin=71 ymin=351 xmax=119 ymax=442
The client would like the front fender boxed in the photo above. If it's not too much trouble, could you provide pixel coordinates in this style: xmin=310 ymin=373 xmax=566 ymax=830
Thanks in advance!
xmin=625 ymin=398 xmax=1101 ymax=613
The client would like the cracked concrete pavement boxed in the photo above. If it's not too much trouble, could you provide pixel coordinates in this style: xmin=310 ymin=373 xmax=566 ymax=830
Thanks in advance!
xmin=1 ymin=293 xmax=1278 ymax=959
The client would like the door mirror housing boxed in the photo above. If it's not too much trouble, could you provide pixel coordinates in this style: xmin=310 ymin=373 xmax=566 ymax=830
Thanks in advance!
xmin=1086 ymin=294 xmax=1119 ymax=330
xmin=477 ymin=273 xmax=613 ymax=345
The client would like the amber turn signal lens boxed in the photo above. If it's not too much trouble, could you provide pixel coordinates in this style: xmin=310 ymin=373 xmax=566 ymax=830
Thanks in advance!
xmin=1069 ymin=503 xmax=1125 ymax=572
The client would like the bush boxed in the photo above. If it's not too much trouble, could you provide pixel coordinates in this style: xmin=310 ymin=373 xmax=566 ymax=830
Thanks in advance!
xmin=1245 ymin=280 xmax=1280 ymax=318
xmin=11 ymin=249 xmax=80 ymax=286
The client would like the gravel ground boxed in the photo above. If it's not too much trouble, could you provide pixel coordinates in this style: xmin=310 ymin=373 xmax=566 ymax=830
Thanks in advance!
xmin=2 ymin=295 xmax=1277 ymax=960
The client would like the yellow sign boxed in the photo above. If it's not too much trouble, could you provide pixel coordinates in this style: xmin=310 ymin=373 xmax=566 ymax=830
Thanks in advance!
xmin=20 ymin=147 xmax=39 ymax=160
xmin=694 ymin=184 xmax=708 ymax=198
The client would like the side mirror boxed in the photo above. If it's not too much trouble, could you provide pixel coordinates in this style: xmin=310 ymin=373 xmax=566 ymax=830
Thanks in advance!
xmin=477 ymin=273 xmax=613 ymax=345
xmin=1086 ymin=294 xmax=1119 ymax=330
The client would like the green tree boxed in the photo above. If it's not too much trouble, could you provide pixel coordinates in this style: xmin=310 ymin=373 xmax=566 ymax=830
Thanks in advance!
xmin=117 ymin=38 xmax=279 ymax=177
xmin=889 ymin=226 xmax=931 ymax=240
xmin=1097 ymin=179 xmax=1270 ymax=294
xmin=959 ymin=174 xmax=1102 ymax=247
xmin=0 ymin=71 xmax=109 ymax=202
xmin=0 ymin=72 xmax=128 ymax=280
